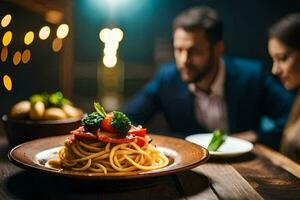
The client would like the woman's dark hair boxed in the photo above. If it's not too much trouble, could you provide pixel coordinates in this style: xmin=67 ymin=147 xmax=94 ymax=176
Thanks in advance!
xmin=269 ymin=13 xmax=300 ymax=51
xmin=173 ymin=6 xmax=223 ymax=45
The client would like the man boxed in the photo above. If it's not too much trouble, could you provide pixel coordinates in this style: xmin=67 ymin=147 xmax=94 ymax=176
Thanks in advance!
xmin=122 ymin=7 xmax=293 ymax=149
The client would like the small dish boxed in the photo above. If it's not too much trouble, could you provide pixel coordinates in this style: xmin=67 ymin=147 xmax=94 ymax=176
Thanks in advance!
xmin=186 ymin=133 xmax=253 ymax=157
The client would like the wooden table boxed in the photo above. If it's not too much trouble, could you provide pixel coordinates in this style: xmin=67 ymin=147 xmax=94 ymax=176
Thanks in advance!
xmin=0 ymin=134 xmax=299 ymax=200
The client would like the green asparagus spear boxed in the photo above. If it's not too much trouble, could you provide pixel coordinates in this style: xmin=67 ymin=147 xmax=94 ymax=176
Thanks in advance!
xmin=207 ymin=129 xmax=226 ymax=151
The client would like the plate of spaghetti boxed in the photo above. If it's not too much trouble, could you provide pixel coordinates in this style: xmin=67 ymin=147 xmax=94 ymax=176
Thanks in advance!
xmin=9 ymin=102 xmax=209 ymax=179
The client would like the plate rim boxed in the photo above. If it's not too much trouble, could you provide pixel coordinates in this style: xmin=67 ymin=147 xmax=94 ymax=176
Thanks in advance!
xmin=185 ymin=133 xmax=254 ymax=156
xmin=8 ymin=134 xmax=210 ymax=180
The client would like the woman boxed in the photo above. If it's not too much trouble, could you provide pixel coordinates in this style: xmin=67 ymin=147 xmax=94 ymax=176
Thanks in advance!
xmin=268 ymin=13 xmax=300 ymax=163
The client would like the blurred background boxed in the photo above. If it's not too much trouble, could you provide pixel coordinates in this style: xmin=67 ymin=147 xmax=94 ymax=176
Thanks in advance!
xmin=1 ymin=0 xmax=300 ymax=128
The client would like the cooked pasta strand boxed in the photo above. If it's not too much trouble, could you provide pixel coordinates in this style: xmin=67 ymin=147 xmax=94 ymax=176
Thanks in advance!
xmin=47 ymin=138 xmax=169 ymax=174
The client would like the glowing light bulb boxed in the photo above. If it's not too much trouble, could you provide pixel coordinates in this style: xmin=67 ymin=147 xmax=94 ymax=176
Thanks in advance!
xmin=52 ymin=38 xmax=62 ymax=52
xmin=22 ymin=49 xmax=31 ymax=64
xmin=39 ymin=26 xmax=51 ymax=40
xmin=24 ymin=31 xmax=34 ymax=45
xmin=112 ymin=28 xmax=123 ymax=42
xmin=2 ymin=31 xmax=12 ymax=46
xmin=3 ymin=74 xmax=12 ymax=91
xmin=99 ymin=28 xmax=111 ymax=43
xmin=104 ymin=46 xmax=117 ymax=56
xmin=1 ymin=46 xmax=8 ymax=62
xmin=1 ymin=14 xmax=12 ymax=28
xmin=13 ymin=51 xmax=21 ymax=65
xmin=103 ymin=55 xmax=117 ymax=68
xmin=56 ymin=24 xmax=69 ymax=39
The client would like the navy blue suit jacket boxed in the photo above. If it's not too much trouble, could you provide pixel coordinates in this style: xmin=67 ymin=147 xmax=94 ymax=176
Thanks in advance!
xmin=122 ymin=57 xmax=293 ymax=149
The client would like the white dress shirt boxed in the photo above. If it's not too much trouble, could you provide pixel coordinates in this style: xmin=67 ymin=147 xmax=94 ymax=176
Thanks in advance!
xmin=188 ymin=60 xmax=228 ymax=132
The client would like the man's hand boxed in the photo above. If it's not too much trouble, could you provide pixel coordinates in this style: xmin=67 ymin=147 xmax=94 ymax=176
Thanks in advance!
xmin=231 ymin=130 xmax=257 ymax=143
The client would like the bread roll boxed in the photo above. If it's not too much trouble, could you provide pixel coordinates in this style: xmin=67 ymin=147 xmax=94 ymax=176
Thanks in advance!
xmin=44 ymin=108 xmax=67 ymax=120
xmin=62 ymin=104 xmax=83 ymax=118
xmin=10 ymin=100 xmax=31 ymax=119
xmin=29 ymin=101 xmax=45 ymax=120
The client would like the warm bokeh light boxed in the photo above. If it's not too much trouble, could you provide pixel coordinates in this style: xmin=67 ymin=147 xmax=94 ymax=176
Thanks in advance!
xmin=22 ymin=49 xmax=31 ymax=64
xmin=104 ymin=46 xmax=117 ymax=56
xmin=24 ymin=31 xmax=34 ymax=45
xmin=2 ymin=31 xmax=12 ymax=46
xmin=3 ymin=74 xmax=12 ymax=91
xmin=1 ymin=14 xmax=12 ymax=28
xmin=99 ymin=28 xmax=111 ymax=43
xmin=56 ymin=24 xmax=69 ymax=39
xmin=39 ymin=26 xmax=51 ymax=40
xmin=45 ymin=10 xmax=63 ymax=24
xmin=105 ymin=41 xmax=119 ymax=50
xmin=99 ymin=28 xmax=123 ymax=68
xmin=99 ymin=28 xmax=124 ymax=43
xmin=1 ymin=46 xmax=8 ymax=62
xmin=103 ymin=55 xmax=117 ymax=68
xmin=52 ymin=38 xmax=62 ymax=52
xmin=13 ymin=51 xmax=21 ymax=65
xmin=111 ymin=28 xmax=123 ymax=42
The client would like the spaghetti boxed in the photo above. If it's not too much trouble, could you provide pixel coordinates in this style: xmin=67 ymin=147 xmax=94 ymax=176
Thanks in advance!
xmin=46 ymin=102 xmax=169 ymax=174
xmin=47 ymin=136 xmax=169 ymax=174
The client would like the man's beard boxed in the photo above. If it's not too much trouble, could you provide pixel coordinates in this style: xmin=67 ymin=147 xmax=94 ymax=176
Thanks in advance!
xmin=182 ymin=54 xmax=215 ymax=84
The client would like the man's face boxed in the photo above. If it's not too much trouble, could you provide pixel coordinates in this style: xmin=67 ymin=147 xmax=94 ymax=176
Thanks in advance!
xmin=173 ymin=28 xmax=216 ymax=83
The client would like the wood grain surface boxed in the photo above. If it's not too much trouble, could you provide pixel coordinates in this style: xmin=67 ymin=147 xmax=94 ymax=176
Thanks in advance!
xmin=0 ymin=134 xmax=300 ymax=200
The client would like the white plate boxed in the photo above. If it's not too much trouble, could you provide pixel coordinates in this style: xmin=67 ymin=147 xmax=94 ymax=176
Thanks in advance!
xmin=185 ymin=133 xmax=253 ymax=157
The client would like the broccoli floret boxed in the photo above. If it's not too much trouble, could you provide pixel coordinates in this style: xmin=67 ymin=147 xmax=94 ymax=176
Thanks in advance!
xmin=81 ymin=112 xmax=103 ymax=132
xmin=111 ymin=111 xmax=131 ymax=134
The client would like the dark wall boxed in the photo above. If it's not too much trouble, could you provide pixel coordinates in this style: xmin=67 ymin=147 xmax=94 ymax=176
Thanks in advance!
xmin=74 ymin=0 xmax=300 ymax=70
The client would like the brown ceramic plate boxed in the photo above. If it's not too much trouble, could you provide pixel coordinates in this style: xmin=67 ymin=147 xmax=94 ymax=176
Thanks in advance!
xmin=8 ymin=134 xmax=209 ymax=180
